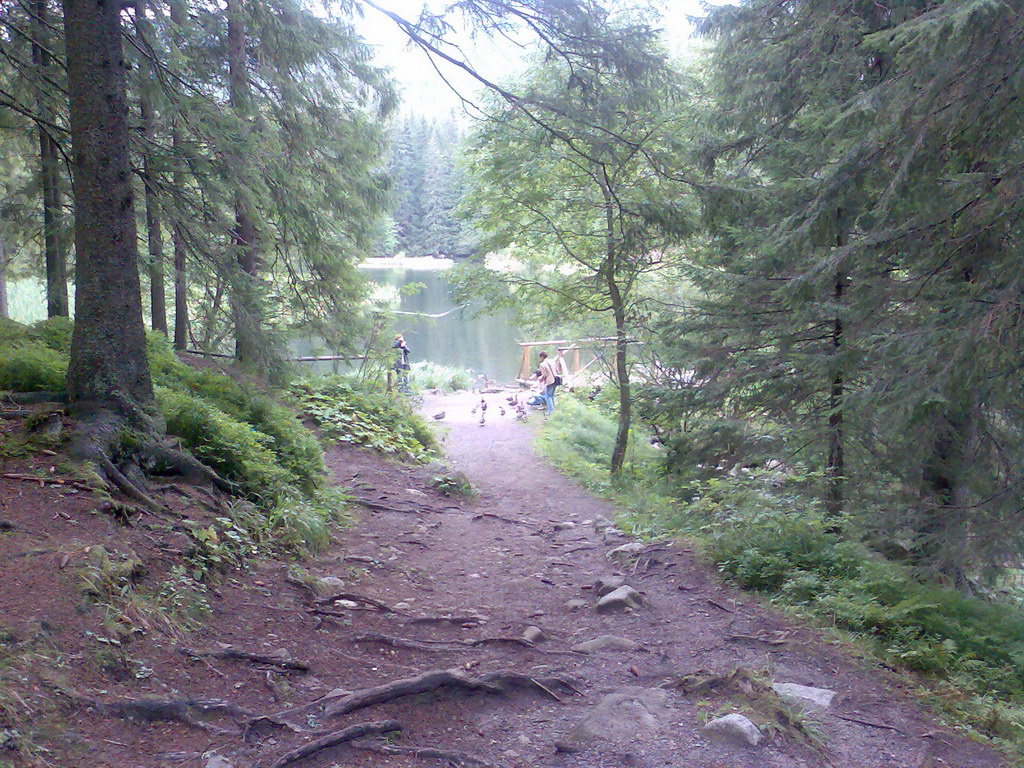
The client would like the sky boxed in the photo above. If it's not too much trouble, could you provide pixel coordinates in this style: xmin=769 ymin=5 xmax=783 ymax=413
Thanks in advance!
xmin=352 ymin=1 xmax=716 ymax=117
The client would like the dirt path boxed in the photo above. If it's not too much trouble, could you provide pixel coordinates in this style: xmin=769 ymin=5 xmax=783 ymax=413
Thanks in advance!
xmin=298 ymin=389 xmax=1002 ymax=768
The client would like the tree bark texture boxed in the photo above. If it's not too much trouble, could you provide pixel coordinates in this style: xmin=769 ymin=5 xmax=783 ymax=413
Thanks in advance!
xmin=32 ymin=0 xmax=69 ymax=318
xmin=602 ymin=177 xmax=630 ymax=476
xmin=63 ymin=0 xmax=154 ymax=414
xmin=169 ymin=0 xmax=189 ymax=349
xmin=136 ymin=0 xmax=167 ymax=334
xmin=0 ymin=235 xmax=8 ymax=319
xmin=227 ymin=0 xmax=261 ymax=363
xmin=825 ymin=216 xmax=846 ymax=518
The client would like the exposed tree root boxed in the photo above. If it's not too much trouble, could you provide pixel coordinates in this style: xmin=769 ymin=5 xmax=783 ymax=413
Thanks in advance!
xmin=250 ymin=667 xmax=578 ymax=733
xmin=407 ymin=614 xmax=487 ymax=627
xmin=352 ymin=497 xmax=422 ymax=514
xmin=0 ymin=473 xmax=97 ymax=493
xmin=316 ymin=591 xmax=396 ymax=612
xmin=351 ymin=741 xmax=499 ymax=767
xmin=180 ymin=647 xmax=311 ymax=672
xmin=348 ymin=632 xmax=578 ymax=656
xmin=58 ymin=687 xmax=252 ymax=734
xmin=141 ymin=443 xmax=238 ymax=495
xmin=0 ymin=409 xmax=31 ymax=419
xmin=267 ymin=720 xmax=401 ymax=768
xmin=471 ymin=512 xmax=530 ymax=526
xmin=0 ymin=391 xmax=68 ymax=405
xmin=96 ymin=454 xmax=169 ymax=516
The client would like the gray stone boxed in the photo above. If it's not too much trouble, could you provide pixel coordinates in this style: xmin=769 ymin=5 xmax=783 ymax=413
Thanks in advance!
xmin=311 ymin=576 xmax=345 ymax=598
xmin=523 ymin=625 xmax=546 ymax=644
xmin=594 ymin=574 xmax=626 ymax=596
xmin=562 ymin=687 xmax=669 ymax=748
xmin=703 ymin=713 xmax=762 ymax=747
xmin=572 ymin=635 xmax=640 ymax=653
xmin=772 ymin=682 xmax=836 ymax=711
xmin=564 ymin=598 xmax=587 ymax=611
xmin=607 ymin=542 xmax=646 ymax=560
xmin=204 ymin=756 xmax=235 ymax=768
xmin=596 ymin=585 xmax=644 ymax=613
xmin=553 ymin=521 xmax=576 ymax=531
xmin=603 ymin=527 xmax=629 ymax=543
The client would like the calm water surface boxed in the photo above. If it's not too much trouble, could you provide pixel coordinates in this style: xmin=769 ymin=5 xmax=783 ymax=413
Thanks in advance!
xmin=367 ymin=267 xmax=522 ymax=382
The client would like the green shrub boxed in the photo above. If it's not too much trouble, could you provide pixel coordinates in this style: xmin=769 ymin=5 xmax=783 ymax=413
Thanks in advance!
xmin=32 ymin=317 xmax=74 ymax=352
xmin=0 ymin=344 xmax=67 ymax=392
xmin=148 ymin=337 xmax=325 ymax=492
xmin=291 ymin=376 xmax=436 ymax=461
xmin=157 ymin=387 xmax=292 ymax=503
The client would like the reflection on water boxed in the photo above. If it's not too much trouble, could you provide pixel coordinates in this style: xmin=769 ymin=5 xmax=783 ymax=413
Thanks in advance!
xmin=372 ymin=267 xmax=521 ymax=382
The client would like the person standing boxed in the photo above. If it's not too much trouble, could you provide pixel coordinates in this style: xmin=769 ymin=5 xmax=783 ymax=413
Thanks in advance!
xmin=393 ymin=334 xmax=411 ymax=393
xmin=538 ymin=350 xmax=562 ymax=416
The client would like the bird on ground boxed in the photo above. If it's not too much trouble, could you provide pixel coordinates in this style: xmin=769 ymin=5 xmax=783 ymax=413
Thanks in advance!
xmin=499 ymin=406 xmax=506 ymax=417
xmin=470 ymin=404 xmax=478 ymax=415
xmin=480 ymin=399 xmax=488 ymax=413
xmin=479 ymin=413 xmax=486 ymax=426
xmin=432 ymin=411 xmax=445 ymax=420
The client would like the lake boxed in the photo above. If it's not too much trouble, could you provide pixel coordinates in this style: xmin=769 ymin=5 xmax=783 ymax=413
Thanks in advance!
xmin=360 ymin=265 xmax=522 ymax=382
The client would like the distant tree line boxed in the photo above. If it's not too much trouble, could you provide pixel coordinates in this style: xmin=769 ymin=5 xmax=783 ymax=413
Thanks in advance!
xmin=379 ymin=113 xmax=475 ymax=259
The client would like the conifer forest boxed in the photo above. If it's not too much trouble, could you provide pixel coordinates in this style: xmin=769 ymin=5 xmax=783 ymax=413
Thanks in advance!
xmin=2 ymin=0 xmax=1024 ymax=766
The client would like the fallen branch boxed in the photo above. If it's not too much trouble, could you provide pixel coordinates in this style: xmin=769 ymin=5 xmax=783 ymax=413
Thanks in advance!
xmin=0 ymin=409 xmax=31 ymax=419
xmin=267 ymin=720 xmax=402 ymax=768
xmin=180 ymin=647 xmax=310 ymax=672
xmin=1 ymin=473 xmax=96 ymax=493
xmin=351 ymin=741 xmax=498 ymax=767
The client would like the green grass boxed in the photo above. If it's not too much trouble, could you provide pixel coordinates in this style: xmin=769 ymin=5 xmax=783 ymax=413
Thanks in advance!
xmin=537 ymin=394 xmax=1024 ymax=762
xmin=408 ymin=361 xmax=473 ymax=392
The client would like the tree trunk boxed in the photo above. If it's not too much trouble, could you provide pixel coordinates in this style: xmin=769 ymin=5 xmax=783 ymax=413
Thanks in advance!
xmin=825 ymin=215 xmax=846 ymax=519
xmin=0 ymin=234 xmax=8 ymax=319
xmin=32 ymin=0 xmax=69 ymax=318
xmin=602 ymin=178 xmax=630 ymax=476
xmin=63 ymin=0 xmax=154 ymax=418
xmin=609 ymin=282 xmax=631 ymax=476
xmin=227 ymin=0 xmax=261 ymax=363
xmin=136 ymin=0 xmax=167 ymax=334
xmin=169 ymin=0 xmax=189 ymax=350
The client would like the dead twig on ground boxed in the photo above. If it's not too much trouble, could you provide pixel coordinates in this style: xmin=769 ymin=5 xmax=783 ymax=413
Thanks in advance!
xmin=267 ymin=720 xmax=401 ymax=768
